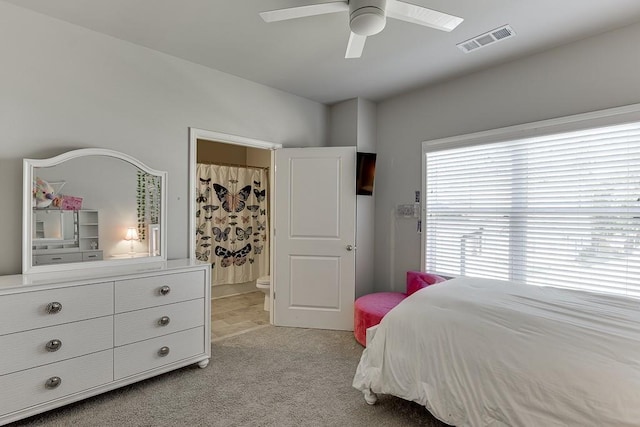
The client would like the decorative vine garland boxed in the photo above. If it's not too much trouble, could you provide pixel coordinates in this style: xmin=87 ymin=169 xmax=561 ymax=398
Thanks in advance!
xmin=136 ymin=171 xmax=161 ymax=241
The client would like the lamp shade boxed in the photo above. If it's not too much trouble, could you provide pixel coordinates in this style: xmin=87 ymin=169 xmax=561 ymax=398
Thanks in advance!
xmin=125 ymin=227 xmax=138 ymax=241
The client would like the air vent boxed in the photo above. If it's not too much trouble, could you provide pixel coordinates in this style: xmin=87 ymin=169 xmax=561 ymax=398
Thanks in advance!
xmin=457 ymin=25 xmax=515 ymax=53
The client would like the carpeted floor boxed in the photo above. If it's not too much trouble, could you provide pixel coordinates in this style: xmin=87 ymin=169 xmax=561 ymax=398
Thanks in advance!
xmin=11 ymin=326 xmax=448 ymax=426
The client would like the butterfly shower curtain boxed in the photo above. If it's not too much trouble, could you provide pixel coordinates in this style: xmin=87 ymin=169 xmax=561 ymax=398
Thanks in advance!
xmin=196 ymin=164 xmax=269 ymax=285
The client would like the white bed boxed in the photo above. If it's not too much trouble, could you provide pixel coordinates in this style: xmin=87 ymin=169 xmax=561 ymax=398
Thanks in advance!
xmin=353 ymin=277 xmax=640 ymax=426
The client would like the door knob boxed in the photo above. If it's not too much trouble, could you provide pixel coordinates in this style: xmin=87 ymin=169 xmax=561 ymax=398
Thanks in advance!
xmin=346 ymin=245 xmax=356 ymax=251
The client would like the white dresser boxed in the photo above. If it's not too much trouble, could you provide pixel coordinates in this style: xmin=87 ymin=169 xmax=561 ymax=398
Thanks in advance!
xmin=0 ymin=259 xmax=210 ymax=425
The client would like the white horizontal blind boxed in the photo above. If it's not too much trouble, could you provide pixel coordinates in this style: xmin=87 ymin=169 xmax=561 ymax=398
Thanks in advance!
xmin=425 ymin=122 xmax=640 ymax=297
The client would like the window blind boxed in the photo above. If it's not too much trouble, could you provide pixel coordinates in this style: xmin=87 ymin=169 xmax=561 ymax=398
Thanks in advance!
xmin=425 ymin=121 xmax=640 ymax=297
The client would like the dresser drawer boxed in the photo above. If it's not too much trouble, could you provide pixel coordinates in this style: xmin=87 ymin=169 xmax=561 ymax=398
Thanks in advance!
xmin=82 ymin=250 xmax=103 ymax=261
xmin=0 ymin=282 xmax=114 ymax=336
xmin=0 ymin=349 xmax=113 ymax=416
xmin=115 ymin=270 xmax=205 ymax=313
xmin=114 ymin=327 xmax=205 ymax=380
xmin=0 ymin=316 xmax=113 ymax=376
xmin=114 ymin=299 xmax=205 ymax=346
xmin=34 ymin=252 xmax=83 ymax=265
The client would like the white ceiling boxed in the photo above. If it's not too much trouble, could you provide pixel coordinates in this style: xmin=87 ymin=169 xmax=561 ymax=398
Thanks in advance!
xmin=6 ymin=0 xmax=640 ymax=104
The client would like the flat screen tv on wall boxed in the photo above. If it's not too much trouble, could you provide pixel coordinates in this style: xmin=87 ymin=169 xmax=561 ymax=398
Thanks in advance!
xmin=356 ymin=152 xmax=377 ymax=196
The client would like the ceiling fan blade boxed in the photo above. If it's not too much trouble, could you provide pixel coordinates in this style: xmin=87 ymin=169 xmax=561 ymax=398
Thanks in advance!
xmin=260 ymin=1 xmax=348 ymax=23
xmin=386 ymin=0 xmax=463 ymax=32
xmin=345 ymin=32 xmax=367 ymax=59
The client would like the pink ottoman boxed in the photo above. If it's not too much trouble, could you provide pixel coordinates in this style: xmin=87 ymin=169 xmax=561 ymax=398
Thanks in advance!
xmin=353 ymin=271 xmax=446 ymax=346
xmin=354 ymin=292 xmax=406 ymax=346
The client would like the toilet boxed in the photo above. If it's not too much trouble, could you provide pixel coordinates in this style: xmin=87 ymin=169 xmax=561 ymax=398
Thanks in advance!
xmin=256 ymin=275 xmax=271 ymax=311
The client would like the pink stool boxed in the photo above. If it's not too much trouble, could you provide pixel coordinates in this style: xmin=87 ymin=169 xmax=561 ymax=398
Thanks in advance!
xmin=353 ymin=271 xmax=446 ymax=346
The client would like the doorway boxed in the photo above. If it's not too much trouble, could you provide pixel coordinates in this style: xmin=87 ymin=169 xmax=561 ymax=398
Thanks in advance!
xmin=189 ymin=128 xmax=281 ymax=336
xmin=190 ymin=129 xmax=358 ymax=332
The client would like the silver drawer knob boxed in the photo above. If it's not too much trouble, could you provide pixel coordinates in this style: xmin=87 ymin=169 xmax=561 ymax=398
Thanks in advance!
xmin=158 ymin=316 xmax=171 ymax=326
xmin=159 ymin=286 xmax=171 ymax=296
xmin=46 ymin=302 xmax=63 ymax=314
xmin=45 ymin=376 xmax=62 ymax=389
xmin=158 ymin=346 xmax=170 ymax=357
xmin=45 ymin=339 xmax=63 ymax=352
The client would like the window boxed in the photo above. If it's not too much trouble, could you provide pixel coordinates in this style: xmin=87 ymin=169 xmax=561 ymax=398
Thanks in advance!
xmin=424 ymin=120 xmax=640 ymax=297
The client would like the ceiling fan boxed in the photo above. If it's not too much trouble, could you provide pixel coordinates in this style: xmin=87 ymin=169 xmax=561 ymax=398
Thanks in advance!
xmin=260 ymin=0 xmax=463 ymax=59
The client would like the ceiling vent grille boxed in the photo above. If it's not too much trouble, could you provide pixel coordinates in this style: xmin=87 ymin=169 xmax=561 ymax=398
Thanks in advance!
xmin=457 ymin=25 xmax=515 ymax=53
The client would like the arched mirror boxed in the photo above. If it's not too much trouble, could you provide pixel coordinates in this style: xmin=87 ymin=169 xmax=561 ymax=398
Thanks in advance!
xmin=23 ymin=149 xmax=167 ymax=274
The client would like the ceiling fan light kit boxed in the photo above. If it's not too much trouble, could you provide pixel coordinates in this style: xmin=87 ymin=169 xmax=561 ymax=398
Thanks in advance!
xmin=349 ymin=0 xmax=387 ymax=36
xmin=260 ymin=0 xmax=463 ymax=58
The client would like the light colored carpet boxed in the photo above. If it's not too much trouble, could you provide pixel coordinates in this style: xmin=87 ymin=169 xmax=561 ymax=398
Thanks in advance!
xmin=11 ymin=326 xmax=448 ymax=426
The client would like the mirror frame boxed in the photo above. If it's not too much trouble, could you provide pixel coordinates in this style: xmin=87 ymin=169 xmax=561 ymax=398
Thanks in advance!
xmin=23 ymin=148 xmax=167 ymax=274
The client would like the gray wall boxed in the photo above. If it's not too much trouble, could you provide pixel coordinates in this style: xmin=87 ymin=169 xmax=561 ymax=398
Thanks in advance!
xmin=374 ymin=21 xmax=640 ymax=291
xmin=354 ymin=98 xmax=377 ymax=298
xmin=328 ymin=98 xmax=377 ymax=297
xmin=328 ymin=99 xmax=358 ymax=147
xmin=0 ymin=2 xmax=327 ymax=275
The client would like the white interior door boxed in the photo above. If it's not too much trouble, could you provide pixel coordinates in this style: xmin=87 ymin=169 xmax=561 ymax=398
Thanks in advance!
xmin=273 ymin=147 xmax=356 ymax=330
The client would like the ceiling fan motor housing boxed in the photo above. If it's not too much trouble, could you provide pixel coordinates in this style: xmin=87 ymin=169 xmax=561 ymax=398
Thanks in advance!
xmin=349 ymin=0 xmax=387 ymax=36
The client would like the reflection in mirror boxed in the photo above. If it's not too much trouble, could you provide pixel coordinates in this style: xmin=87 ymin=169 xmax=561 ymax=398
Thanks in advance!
xmin=23 ymin=149 xmax=167 ymax=274
xmin=33 ymin=210 xmax=76 ymax=241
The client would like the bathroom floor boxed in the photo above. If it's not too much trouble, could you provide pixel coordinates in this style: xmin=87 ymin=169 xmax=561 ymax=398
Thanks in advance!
xmin=211 ymin=291 xmax=270 ymax=340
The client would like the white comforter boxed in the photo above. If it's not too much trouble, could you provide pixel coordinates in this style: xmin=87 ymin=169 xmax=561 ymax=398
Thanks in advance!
xmin=353 ymin=277 xmax=640 ymax=426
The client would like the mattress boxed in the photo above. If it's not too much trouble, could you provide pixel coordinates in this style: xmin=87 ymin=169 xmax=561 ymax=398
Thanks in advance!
xmin=353 ymin=277 xmax=640 ymax=426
